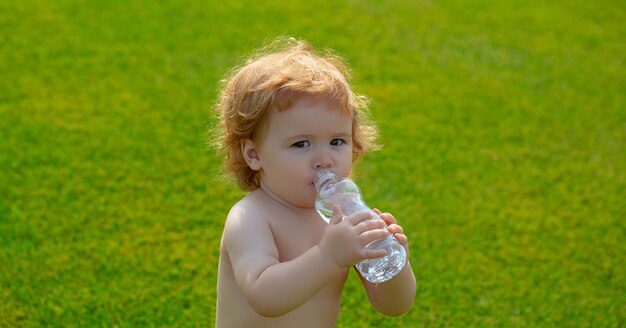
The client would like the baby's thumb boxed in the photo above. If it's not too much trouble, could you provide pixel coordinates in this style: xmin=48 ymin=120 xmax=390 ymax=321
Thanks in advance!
xmin=329 ymin=205 xmax=343 ymax=225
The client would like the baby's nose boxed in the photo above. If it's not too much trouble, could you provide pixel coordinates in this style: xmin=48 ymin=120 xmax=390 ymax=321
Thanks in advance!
xmin=315 ymin=160 xmax=333 ymax=169
xmin=314 ymin=152 xmax=334 ymax=169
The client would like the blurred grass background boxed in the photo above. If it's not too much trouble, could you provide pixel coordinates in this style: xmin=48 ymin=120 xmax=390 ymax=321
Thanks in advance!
xmin=1 ymin=0 xmax=624 ymax=326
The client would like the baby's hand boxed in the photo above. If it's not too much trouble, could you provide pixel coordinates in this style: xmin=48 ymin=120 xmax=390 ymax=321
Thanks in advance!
xmin=319 ymin=205 xmax=390 ymax=269
xmin=373 ymin=208 xmax=409 ymax=254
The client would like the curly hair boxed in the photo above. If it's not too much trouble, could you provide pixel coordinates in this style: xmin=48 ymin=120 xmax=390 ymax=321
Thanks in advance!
xmin=213 ymin=37 xmax=379 ymax=191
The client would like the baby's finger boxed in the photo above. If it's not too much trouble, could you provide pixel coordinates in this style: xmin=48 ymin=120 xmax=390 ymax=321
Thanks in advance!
xmin=359 ymin=227 xmax=390 ymax=246
xmin=329 ymin=205 xmax=344 ymax=225
xmin=379 ymin=212 xmax=397 ymax=226
xmin=345 ymin=211 xmax=374 ymax=226
xmin=393 ymin=233 xmax=408 ymax=245
xmin=359 ymin=248 xmax=387 ymax=259
xmin=387 ymin=223 xmax=404 ymax=235
xmin=355 ymin=218 xmax=386 ymax=234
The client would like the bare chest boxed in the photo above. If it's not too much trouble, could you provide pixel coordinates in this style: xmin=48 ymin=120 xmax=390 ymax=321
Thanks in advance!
xmin=267 ymin=210 xmax=327 ymax=262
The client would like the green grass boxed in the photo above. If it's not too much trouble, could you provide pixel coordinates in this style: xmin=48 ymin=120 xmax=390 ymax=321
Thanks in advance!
xmin=1 ymin=0 xmax=624 ymax=326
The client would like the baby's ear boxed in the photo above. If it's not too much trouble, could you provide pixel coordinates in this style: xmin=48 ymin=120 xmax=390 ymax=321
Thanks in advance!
xmin=241 ymin=139 xmax=262 ymax=171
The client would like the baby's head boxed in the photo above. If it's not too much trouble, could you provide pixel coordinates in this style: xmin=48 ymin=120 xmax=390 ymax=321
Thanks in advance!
xmin=215 ymin=37 xmax=379 ymax=191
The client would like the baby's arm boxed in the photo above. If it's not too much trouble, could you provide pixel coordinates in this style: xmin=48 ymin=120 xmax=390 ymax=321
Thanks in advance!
xmin=360 ymin=209 xmax=417 ymax=316
xmin=223 ymin=204 xmax=388 ymax=317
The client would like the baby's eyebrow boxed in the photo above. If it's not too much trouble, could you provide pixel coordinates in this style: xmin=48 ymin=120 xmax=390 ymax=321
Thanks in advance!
xmin=284 ymin=130 xmax=352 ymax=140
xmin=286 ymin=134 xmax=314 ymax=141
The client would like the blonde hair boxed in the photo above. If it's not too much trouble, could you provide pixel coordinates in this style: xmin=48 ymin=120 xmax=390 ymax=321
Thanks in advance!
xmin=214 ymin=37 xmax=379 ymax=191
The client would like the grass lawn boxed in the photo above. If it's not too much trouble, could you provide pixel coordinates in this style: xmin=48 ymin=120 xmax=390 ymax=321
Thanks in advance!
xmin=1 ymin=0 xmax=624 ymax=326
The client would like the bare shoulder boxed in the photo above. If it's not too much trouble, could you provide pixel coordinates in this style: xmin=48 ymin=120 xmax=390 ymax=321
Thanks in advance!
xmin=222 ymin=189 xmax=278 ymax=261
xmin=224 ymin=189 xmax=270 ymax=231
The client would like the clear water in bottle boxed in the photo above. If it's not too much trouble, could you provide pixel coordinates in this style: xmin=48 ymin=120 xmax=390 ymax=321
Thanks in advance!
xmin=314 ymin=170 xmax=407 ymax=283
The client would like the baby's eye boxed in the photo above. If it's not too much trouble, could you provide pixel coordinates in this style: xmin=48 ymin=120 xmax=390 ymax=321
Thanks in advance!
xmin=292 ymin=140 xmax=311 ymax=148
xmin=330 ymin=138 xmax=346 ymax=146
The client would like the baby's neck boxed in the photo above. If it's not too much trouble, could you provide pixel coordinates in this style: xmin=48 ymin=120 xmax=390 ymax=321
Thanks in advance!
xmin=258 ymin=182 xmax=312 ymax=214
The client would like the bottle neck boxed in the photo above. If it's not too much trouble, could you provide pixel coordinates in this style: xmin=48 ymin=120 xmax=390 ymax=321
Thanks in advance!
xmin=314 ymin=170 xmax=338 ymax=192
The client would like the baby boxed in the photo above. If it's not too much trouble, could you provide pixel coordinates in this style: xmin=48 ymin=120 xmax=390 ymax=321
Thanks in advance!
xmin=214 ymin=37 xmax=416 ymax=327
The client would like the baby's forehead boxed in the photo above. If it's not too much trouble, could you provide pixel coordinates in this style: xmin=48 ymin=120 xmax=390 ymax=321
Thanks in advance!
xmin=253 ymin=95 xmax=350 ymax=137
xmin=248 ymin=92 xmax=354 ymax=142
xmin=274 ymin=93 xmax=351 ymax=114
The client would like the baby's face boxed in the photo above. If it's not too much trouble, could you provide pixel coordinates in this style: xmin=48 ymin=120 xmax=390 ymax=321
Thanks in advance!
xmin=254 ymin=95 xmax=353 ymax=208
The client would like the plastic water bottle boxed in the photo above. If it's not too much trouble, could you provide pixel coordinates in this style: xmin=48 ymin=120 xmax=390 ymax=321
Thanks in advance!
xmin=314 ymin=170 xmax=407 ymax=283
